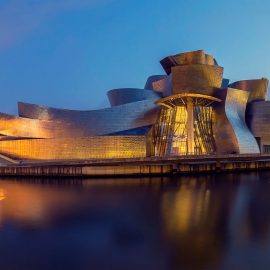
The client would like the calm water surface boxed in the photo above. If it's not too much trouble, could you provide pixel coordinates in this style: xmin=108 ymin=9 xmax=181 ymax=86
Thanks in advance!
xmin=1 ymin=172 xmax=270 ymax=270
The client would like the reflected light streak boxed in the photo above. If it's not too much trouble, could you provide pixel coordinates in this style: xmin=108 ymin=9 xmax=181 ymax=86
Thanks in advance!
xmin=162 ymin=182 xmax=210 ymax=234
xmin=0 ymin=189 xmax=6 ymax=201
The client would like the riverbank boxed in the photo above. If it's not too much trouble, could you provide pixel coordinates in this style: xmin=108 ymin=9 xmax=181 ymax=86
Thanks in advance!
xmin=0 ymin=154 xmax=270 ymax=177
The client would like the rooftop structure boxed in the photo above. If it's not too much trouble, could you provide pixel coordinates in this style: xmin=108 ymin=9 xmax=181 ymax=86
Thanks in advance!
xmin=0 ymin=50 xmax=269 ymax=161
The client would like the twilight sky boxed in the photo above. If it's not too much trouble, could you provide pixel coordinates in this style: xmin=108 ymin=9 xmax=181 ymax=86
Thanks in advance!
xmin=0 ymin=0 xmax=269 ymax=114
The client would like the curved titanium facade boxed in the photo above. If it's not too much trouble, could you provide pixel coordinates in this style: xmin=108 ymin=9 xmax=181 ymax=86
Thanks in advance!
xmin=225 ymin=88 xmax=260 ymax=154
xmin=0 ymin=49 xmax=266 ymax=161
xmin=107 ymin=88 xmax=161 ymax=107
xmin=246 ymin=101 xmax=270 ymax=138
xmin=246 ymin=101 xmax=270 ymax=152
xmin=213 ymin=88 xmax=260 ymax=154
xmin=171 ymin=65 xmax=224 ymax=96
xmin=18 ymin=99 xmax=160 ymax=136
xmin=160 ymin=50 xmax=217 ymax=75
xmin=0 ymin=112 xmax=65 ymax=138
xmin=144 ymin=75 xmax=168 ymax=91
xmin=229 ymin=78 xmax=269 ymax=103
xmin=144 ymin=75 xmax=172 ymax=96
xmin=212 ymin=109 xmax=239 ymax=154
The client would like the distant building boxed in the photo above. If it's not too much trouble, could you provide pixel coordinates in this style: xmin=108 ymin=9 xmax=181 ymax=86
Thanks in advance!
xmin=0 ymin=50 xmax=269 ymax=160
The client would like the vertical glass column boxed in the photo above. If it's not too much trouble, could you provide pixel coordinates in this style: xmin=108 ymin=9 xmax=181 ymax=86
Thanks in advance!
xmin=186 ymin=97 xmax=194 ymax=154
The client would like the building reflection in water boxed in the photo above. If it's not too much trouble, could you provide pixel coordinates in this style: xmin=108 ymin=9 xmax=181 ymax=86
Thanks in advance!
xmin=0 ymin=188 xmax=6 ymax=201
xmin=0 ymin=174 xmax=270 ymax=269
xmin=0 ymin=181 xmax=81 ymax=228
xmin=160 ymin=175 xmax=240 ymax=270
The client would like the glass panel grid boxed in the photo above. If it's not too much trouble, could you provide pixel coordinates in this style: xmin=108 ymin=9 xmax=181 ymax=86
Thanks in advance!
xmin=149 ymin=97 xmax=216 ymax=156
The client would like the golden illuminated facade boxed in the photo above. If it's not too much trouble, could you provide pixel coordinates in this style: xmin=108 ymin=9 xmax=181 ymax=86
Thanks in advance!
xmin=148 ymin=94 xmax=220 ymax=156
xmin=0 ymin=49 xmax=268 ymax=161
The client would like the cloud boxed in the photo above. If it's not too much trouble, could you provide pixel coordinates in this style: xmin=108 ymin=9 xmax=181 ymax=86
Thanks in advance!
xmin=0 ymin=0 xmax=112 ymax=48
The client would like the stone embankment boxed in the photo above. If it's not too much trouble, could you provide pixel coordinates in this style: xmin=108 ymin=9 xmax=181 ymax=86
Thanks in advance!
xmin=0 ymin=154 xmax=270 ymax=177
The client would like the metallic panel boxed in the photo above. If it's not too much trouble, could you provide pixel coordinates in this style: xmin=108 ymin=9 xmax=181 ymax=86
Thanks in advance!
xmin=18 ymin=99 xmax=160 ymax=136
xmin=0 ymin=112 xmax=66 ymax=138
xmin=212 ymin=90 xmax=239 ymax=154
xmin=0 ymin=136 xmax=146 ymax=160
xmin=107 ymin=88 xmax=161 ymax=107
xmin=246 ymin=100 xmax=270 ymax=139
xmin=160 ymin=50 xmax=217 ymax=75
xmin=144 ymin=75 xmax=168 ymax=90
xmin=172 ymin=64 xmax=224 ymax=96
xmin=144 ymin=75 xmax=173 ymax=96
xmin=213 ymin=88 xmax=260 ymax=154
xmin=229 ymin=78 xmax=269 ymax=103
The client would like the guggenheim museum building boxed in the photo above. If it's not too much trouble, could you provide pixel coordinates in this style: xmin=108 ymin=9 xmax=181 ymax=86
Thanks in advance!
xmin=0 ymin=50 xmax=269 ymax=161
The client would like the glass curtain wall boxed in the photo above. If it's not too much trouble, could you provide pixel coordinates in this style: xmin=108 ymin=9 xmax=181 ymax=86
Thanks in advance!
xmin=149 ymin=101 xmax=216 ymax=156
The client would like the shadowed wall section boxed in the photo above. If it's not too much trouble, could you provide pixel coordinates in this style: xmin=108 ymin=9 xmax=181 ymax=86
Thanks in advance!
xmin=246 ymin=101 xmax=270 ymax=151
xmin=212 ymin=91 xmax=239 ymax=154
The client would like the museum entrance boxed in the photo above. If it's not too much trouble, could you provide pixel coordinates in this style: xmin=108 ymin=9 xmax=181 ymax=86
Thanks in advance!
xmin=148 ymin=94 xmax=221 ymax=156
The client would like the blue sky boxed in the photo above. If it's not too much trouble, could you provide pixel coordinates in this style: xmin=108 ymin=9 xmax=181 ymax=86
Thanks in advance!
xmin=0 ymin=0 xmax=269 ymax=114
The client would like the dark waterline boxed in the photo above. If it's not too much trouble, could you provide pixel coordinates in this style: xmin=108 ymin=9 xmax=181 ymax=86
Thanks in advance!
xmin=1 ymin=172 xmax=270 ymax=270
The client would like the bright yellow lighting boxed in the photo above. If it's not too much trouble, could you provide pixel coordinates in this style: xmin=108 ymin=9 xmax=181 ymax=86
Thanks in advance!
xmin=0 ymin=189 xmax=6 ymax=201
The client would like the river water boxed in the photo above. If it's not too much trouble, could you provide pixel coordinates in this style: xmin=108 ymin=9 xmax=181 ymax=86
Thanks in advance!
xmin=0 ymin=172 xmax=270 ymax=270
